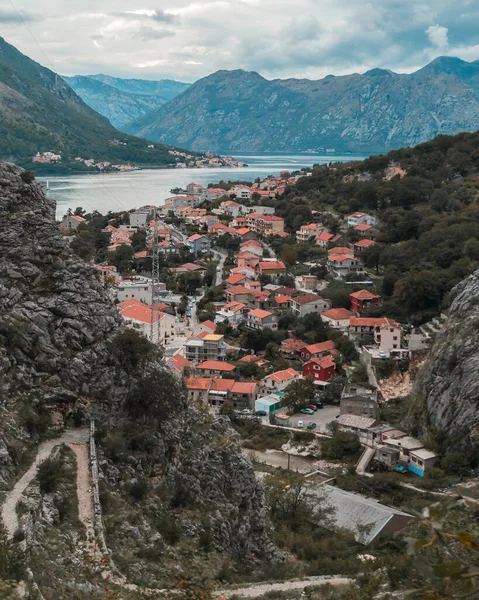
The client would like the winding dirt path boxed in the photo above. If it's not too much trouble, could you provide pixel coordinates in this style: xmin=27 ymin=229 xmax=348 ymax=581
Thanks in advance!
xmin=217 ymin=575 xmax=353 ymax=598
xmin=1 ymin=429 xmax=89 ymax=539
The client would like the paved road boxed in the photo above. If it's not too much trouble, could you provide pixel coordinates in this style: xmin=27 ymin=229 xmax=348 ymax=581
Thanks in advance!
xmin=217 ymin=575 xmax=352 ymax=598
xmin=212 ymin=249 xmax=228 ymax=286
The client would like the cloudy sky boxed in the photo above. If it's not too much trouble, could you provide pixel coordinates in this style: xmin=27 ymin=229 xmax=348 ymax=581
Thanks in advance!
xmin=1 ymin=0 xmax=479 ymax=82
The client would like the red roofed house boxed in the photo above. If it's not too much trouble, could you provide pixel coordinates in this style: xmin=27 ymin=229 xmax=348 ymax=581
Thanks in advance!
xmin=166 ymin=354 xmax=191 ymax=375
xmin=185 ymin=377 xmax=212 ymax=403
xmin=133 ymin=250 xmax=149 ymax=260
xmin=349 ymin=317 xmax=401 ymax=353
xmin=186 ymin=234 xmax=211 ymax=257
xmin=347 ymin=212 xmax=377 ymax=227
xmin=303 ymin=355 xmax=336 ymax=382
xmin=60 ymin=214 xmax=87 ymax=231
xmin=291 ymin=293 xmax=331 ymax=318
xmin=229 ymin=381 xmax=260 ymax=410
xmin=246 ymin=308 xmax=278 ymax=331
xmin=350 ymin=290 xmax=381 ymax=314
xmin=192 ymin=320 xmax=217 ymax=337
xmin=235 ymin=227 xmax=256 ymax=241
xmin=246 ymin=214 xmax=285 ymax=236
xmin=328 ymin=254 xmax=364 ymax=279
xmin=299 ymin=340 xmax=336 ymax=362
xmin=197 ymin=360 xmax=236 ymax=376
xmin=220 ymin=200 xmax=244 ymax=217
xmin=237 ymin=251 xmax=261 ymax=269
xmin=225 ymin=285 xmax=253 ymax=305
xmin=281 ymin=338 xmax=308 ymax=358
xmin=240 ymin=240 xmax=263 ymax=257
xmin=321 ymin=308 xmax=355 ymax=329
xmin=225 ymin=273 xmax=248 ymax=287
xmin=354 ymin=239 xmax=377 ymax=254
xmin=260 ymin=368 xmax=300 ymax=395
xmin=119 ymin=301 xmax=176 ymax=345
xmin=256 ymin=260 xmax=286 ymax=280
xmin=355 ymin=223 xmax=378 ymax=239
xmin=296 ymin=223 xmax=326 ymax=243
xmin=316 ymin=232 xmax=335 ymax=247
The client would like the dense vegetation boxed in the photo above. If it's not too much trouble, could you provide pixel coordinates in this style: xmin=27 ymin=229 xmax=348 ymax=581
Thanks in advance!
xmin=275 ymin=131 xmax=479 ymax=324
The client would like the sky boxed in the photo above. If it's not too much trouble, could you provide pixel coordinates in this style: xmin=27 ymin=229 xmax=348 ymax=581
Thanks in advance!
xmin=1 ymin=0 xmax=479 ymax=82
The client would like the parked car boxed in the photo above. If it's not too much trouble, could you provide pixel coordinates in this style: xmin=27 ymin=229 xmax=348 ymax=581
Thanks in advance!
xmin=309 ymin=404 xmax=318 ymax=412
xmin=255 ymin=410 xmax=267 ymax=417
xmin=300 ymin=408 xmax=314 ymax=415
xmin=307 ymin=422 xmax=317 ymax=430
xmin=315 ymin=402 xmax=324 ymax=409
xmin=240 ymin=408 xmax=251 ymax=414
xmin=378 ymin=351 xmax=387 ymax=358
xmin=296 ymin=420 xmax=305 ymax=428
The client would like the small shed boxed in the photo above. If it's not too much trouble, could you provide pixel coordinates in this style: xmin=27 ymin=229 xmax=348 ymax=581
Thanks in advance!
xmin=375 ymin=445 xmax=400 ymax=468
xmin=409 ymin=448 xmax=437 ymax=477
xmin=275 ymin=414 xmax=291 ymax=427
xmin=255 ymin=394 xmax=281 ymax=414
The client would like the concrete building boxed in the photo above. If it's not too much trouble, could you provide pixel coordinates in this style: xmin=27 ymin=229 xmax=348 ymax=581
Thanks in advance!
xmin=246 ymin=309 xmax=278 ymax=331
xmin=340 ymin=396 xmax=380 ymax=419
xmin=130 ymin=207 xmax=152 ymax=228
xmin=349 ymin=317 xmax=401 ymax=354
xmin=290 ymin=293 xmax=330 ymax=318
xmin=185 ymin=334 xmax=226 ymax=364
xmin=186 ymin=234 xmax=211 ymax=256
xmin=116 ymin=278 xmax=153 ymax=304
xmin=321 ymin=308 xmax=355 ymax=330
xmin=347 ymin=212 xmax=377 ymax=227
xmin=60 ymin=214 xmax=87 ymax=231
xmin=409 ymin=448 xmax=438 ymax=477
xmin=327 ymin=254 xmax=364 ymax=279
xmin=349 ymin=290 xmax=381 ymax=314
xmin=255 ymin=393 xmax=282 ymax=414
xmin=260 ymin=368 xmax=300 ymax=395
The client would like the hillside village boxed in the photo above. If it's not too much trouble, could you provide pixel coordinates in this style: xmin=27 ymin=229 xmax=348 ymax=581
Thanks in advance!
xmin=60 ymin=169 xmax=451 ymax=494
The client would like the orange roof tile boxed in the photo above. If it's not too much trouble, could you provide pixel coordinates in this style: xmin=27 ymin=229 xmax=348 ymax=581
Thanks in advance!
xmin=355 ymin=239 xmax=376 ymax=247
xmin=309 ymin=355 xmax=336 ymax=370
xmin=328 ymin=247 xmax=353 ymax=255
xmin=231 ymin=381 xmax=258 ymax=394
xmin=349 ymin=289 xmax=380 ymax=300
xmin=210 ymin=378 xmax=235 ymax=392
xmin=248 ymin=308 xmax=273 ymax=319
xmin=225 ymin=274 xmax=247 ymax=285
xmin=268 ymin=368 xmax=299 ymax=383
xmin=355 ymin=224 xmax=374 ymax=231
xmin=197 ymin=360 xmax=236 ymax=371
xmin=185 ymin=377 xmax=211 ymax=390
xmin=227 ymin=285 xmax=253 ymax=295
xmin=322 ymin=308 xmax=355 ymax=321
xmin=350 ymin=317 xmax=399 ymax=327
xmin=303 ymin=340 xmax=336 ymax=354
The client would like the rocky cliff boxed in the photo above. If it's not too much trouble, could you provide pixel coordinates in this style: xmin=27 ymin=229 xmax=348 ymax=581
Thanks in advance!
xmin=417 ymin=268 xmax=479 ymax=449
xmin=125 ymin=57 xmax=479 ymax=154
xmin=0 ymin=162 xmax=274 ymax=588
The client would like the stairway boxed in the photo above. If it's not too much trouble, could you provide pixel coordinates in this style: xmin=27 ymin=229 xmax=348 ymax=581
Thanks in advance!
xmin=356 ymin=446 xmax=376 ymax=475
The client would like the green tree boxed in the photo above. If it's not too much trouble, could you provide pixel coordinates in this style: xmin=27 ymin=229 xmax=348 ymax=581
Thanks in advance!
xmin=282 ymin=378 xmax=317 ymax=413
xmin=110 ymin=245 xmax=134 ymax=275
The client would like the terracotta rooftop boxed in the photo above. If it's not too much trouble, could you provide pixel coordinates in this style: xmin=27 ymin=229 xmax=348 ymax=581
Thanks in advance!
xmin=350 ymin=289 xmax=380 ymax=300
xmin=292 ymin=292 xmax=323 ymax=305
xmin=303 ymin=340 xmax=336 ymax=354
xmin=248 ymin=308 xmax=273 ymax=319
xmin=197 ymin=360 xmax=236 ymax=371
xmin=322 ymin=308 xmax=355 ymax=321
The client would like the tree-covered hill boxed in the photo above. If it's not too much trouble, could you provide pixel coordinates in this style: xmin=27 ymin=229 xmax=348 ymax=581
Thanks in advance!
xmin=0 ymin=36 xmax=194 ymax=170
xmin=278 ymin=131 xmax=479 ymax=324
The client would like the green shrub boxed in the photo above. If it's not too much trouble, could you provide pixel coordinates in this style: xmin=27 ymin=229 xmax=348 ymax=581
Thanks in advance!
xmin=129 ymin=478 xmax=148 ymax=502
xmin=37 ymin=457 xmax=63 ymax=494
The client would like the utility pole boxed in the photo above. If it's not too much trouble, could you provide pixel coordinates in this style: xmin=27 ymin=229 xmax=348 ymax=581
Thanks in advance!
xmin=150 ymin=208 xmax=161 ymax=346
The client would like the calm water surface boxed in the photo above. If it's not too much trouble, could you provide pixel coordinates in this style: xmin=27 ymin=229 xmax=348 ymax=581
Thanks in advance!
xmin=38 ymin=153 xmax=366 ymax=219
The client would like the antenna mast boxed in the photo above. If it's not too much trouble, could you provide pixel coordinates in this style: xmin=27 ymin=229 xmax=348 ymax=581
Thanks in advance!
xmin=150 ymin=208 xmax=160 ymax=345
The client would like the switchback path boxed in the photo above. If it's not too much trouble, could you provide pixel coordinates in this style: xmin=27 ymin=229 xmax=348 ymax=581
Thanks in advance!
xmin=1 ymin=428 xmax=89 ymax=539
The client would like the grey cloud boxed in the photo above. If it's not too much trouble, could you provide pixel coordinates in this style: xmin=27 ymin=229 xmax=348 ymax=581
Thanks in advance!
xmin=132 ymin=26 xmax=175 ymax=41
xmin=0 ymin=7 xmax=41 ymax=23
xmin=109 ymin=9 xmax=179 ymax=24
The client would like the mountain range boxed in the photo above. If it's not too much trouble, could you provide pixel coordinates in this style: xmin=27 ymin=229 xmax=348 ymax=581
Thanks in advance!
xmin=0 ymin=36 xmax=190 ymax=171
xmin=123 ymin=57 xmax=479 ymax=154
xmin=63 ymin=74 xmax=189 ymax=128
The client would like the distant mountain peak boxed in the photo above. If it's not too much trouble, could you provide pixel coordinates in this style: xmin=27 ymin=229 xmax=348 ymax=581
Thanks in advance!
xmin=416 ymin=55 xmax=479 ymax=78
xmin=364 ymin=68 xmax=395 ymax=77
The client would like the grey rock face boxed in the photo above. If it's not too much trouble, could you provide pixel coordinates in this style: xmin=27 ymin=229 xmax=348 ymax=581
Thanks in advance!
xmin=0 ymin=161 xmax=274 ymax=564
xmin=416 ymin=268 xmax=479 ymax=447
xmin=126 ymin=58 xmax=479 ymax=153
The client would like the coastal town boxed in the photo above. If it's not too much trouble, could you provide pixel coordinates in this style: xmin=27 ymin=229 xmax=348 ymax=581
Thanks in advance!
xmin=60 ymin=169 xmax=446 ymax=496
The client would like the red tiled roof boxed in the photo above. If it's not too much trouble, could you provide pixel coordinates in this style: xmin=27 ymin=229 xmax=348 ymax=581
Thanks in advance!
xmin=200 ymin=320 xmax=217 ymax=332
xmin=227 ymin=285 xmax=253 ymax=295
xmin=248 ymin=308 xmax=273 ymax=319
xmin=197 ymin=360 xmax=236 ymax=371
xmin=231 ymin=381 xmax=258 ymax=394
xmin=275 ymin=295 xmax=292 ymax=304
xmin=167 ymin=355 xmax=191 ymax=373
xmin=120 ymin=303 xmax=158 ymax=324
xmin=134 ymin=250 xmax=149 ymax=259
xmin=328 ymin=254 xmax=356 ymax=263
xmin=239 ymin=355 xmax=262 ymax=363
xmin=355 ymin=224 xmax=374 ymax=231
xmin=236 ymin=228 xmax=252 ymax=235
xmin=328 ymin=247 xmax=353 ymax=255
xmin=355 ymin=239 xmax=376 ymax=247
xmin=349 ymin=289 xmax=380 ymax=300
xmin=225 ymin=274 xmax=247 ymax=285
xmin=322 ymin=308 xmax=355 ymax=321
xmin=350 ymin=317 xmax=399 ymax=327
xmin=316 ymin=233 xmax=334 ymax=241
xmin=303 ymin=340 xmax=336 ymax=355
xmin=292 ymin=293 xmax=323 ymax=305
xmin=210 ymin=378 xmax=235 ymax=392
xmin=258 ymin=260 xmax=286 ymax=271
xmin=267 ymin=368 xmax=299 ymax=383
xmin=309 ymin=355 xmax=336 ymax=370
xmin=189 ymin=234 xmax=204 ymax=241
xmin=185 ymin=377 xmax=211 ymax=390
xmin=281 ymin=338 xmax=307 ymax=352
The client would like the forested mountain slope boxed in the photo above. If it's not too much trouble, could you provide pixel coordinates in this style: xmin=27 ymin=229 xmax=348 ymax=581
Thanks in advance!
xmin=0 ymin=37 xmax=189 ymax=169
